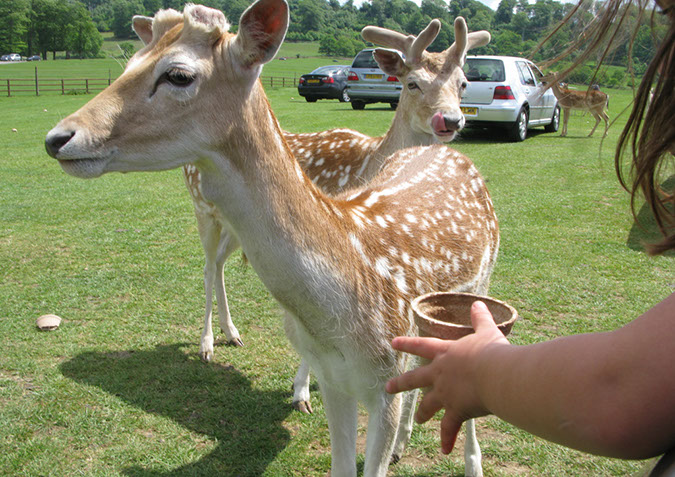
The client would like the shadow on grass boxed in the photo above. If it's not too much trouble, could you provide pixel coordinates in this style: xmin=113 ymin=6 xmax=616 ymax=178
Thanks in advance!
xmin=60 ymin=343 xmax=292 ymax=476
xmin=626 ymin=175 xmax=674 ymax=255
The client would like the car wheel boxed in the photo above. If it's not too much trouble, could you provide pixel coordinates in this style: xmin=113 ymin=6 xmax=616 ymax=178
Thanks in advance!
xmin=351 ymin=101 xmax=365 ymax=110
xmin=509 ymin=107 xmax=528 ymax=142
xmin=339 ymin=88 xmax=350 ymax=102
xmin=544 ymin=105 xmax=561 ymax=133
xmin=305 ymin=97 xmax=317 ymax=103
xmin=390 ymin=102 xmax=398 ymax=110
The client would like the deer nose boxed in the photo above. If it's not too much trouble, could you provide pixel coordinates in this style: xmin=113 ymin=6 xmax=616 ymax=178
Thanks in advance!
xmin=45 ymin=130 xmax=75 ymax=158
xmin=431 ymin=112 xmax=464 ymax=135
xmin=443 ymin=114 xmax=463 ymax=132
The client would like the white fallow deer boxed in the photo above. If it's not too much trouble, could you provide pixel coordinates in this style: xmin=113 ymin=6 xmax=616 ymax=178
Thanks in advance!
xmin=181 ymin=18 xmax=490 ymax=415
xmin=45 ymin=2 xmax=498 ymax=476
xmin=546 ymin=75 xmax=609 ymax=137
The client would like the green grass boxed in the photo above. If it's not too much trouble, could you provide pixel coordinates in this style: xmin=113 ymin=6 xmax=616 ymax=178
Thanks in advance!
xmin=0 ymin=81 xmax=672 ymax=476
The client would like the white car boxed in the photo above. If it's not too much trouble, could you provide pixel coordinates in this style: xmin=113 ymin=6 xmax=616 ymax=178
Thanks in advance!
xmin=461 ymin=55 xmax=560 ymax=141
xmin=8 ymin=53 xmax=21 ymax=61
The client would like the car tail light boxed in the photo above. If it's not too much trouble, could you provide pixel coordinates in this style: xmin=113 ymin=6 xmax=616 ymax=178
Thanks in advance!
xmin=299 ymin=77 xmax=305 ymax=84
xmin=386 ymin=76 xmax=399 ymax=82
xmin=493 ymin=86 xmax=515 ymax=100
xmin=348 ymin=71 xmax=358 ymax=81
xmin=323 ymin=77 xmax=334 ymax=84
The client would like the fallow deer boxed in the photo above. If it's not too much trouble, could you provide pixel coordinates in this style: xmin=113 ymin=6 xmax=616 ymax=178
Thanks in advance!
xmin=45 ymin=2 xmax=499 ymax=475
xmin=546 ymin=75 xmax=609 ymax=137
xmin=182 ymin=19 xmax=490 ymax=416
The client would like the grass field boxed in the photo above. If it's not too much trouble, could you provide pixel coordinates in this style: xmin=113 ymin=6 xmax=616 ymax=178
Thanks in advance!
xmin=0 ymin=69 xmax=673 ymax=477
xmin=0 ymin=42 xmax=346 ymax=85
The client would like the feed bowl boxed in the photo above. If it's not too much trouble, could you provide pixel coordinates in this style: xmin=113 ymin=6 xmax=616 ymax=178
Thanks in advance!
xmin=412 ymin=292 xmax=517 ymax=341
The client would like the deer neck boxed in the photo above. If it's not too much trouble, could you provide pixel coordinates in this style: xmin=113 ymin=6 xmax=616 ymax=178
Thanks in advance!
xmin=377 ymin=98 xmax=437 ymax=165
xmin=196 ymin=84 xmax=354 ymax=325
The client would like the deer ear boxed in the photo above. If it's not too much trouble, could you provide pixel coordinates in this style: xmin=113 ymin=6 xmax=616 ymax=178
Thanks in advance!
xmin=132 ymin=16 xmax=154 ymax=45
xmin=234 ymin=0 xmax=289 ymax=68
xmin=373 ymin=49 xmax=408 ymax=78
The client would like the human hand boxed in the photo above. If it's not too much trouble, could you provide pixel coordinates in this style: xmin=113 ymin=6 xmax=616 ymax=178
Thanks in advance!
xmin=385 ymin=300 xmax=511 ymax=453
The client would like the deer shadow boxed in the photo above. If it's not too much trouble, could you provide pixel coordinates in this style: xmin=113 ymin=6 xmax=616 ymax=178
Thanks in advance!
xmin=626 ymin=175 xmax=675 ymax=255
xmin=59 ymin=343 xmax=292 ymax=476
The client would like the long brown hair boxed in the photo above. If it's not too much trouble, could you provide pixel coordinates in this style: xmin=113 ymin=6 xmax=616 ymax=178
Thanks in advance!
xmin=534 ymin=0 xmax=674 ymax=255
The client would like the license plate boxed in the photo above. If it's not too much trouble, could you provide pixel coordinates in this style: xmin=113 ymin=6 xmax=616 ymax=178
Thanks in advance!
xmin=365 ymin=74 xmax=383 ymax=79
xmin=461 ymin=106 xmax=478 ymax=115
xmin=307 ymin=79 xmax=320 ymax=84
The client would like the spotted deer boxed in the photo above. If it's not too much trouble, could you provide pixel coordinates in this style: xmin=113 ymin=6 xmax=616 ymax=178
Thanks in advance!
xmin=45 ymin=2 xmax=498 ymax=476
xmin=182 ymin=17 xmax=490 ymax=411
xmin=546 ymin=75 xmax=609 ymax=137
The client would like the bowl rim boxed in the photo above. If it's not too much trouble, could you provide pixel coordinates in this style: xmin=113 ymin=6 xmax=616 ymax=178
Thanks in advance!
xmin=411 ymin=291 xmax=518 ymax=330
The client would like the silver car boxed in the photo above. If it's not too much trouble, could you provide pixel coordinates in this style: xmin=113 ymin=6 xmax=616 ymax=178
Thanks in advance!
xmin=460 ymin=56 xmax=560 ymax=141
xmin=347 ymin=49 xmax=402 ymax=110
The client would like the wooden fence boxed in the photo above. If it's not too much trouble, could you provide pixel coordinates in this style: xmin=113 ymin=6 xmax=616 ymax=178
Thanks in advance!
xmin=0 ymin=71 xmax=299 ymax=97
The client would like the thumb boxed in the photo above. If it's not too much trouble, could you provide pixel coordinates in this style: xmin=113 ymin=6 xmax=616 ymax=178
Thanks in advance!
xmin=471 ymin=300 xmax=498 ymax=333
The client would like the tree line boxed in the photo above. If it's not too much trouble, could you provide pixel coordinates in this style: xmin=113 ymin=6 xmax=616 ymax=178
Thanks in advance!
xmin=0 ymin=0 xmax=668 ymax=86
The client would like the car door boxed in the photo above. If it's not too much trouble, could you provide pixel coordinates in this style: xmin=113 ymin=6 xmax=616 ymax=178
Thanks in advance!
xmin=515 ymin=60 xmax=544 ymax=122
xmin=528 ymin=62 xmax=556 ymax=123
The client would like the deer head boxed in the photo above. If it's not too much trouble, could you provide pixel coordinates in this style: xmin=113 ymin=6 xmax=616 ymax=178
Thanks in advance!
xmin=44 ymin=0 xmax=289 ymax=179
xmin=362 ymin=18 xmax=490 ymax=141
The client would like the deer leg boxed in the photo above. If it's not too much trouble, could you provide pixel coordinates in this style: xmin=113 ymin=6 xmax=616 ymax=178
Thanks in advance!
xmin=601 ymin=111 xmax=609 ymax=138
xmin=363 ymin=390 xmax=401 ymax=477
xmin=391 ymin=388 xmax=418 ymax=463
xmin=196 ymin=214 xmax=221 ymax=362
xmin=291 ymin=359 xmax=313 ymax=414
xmin=588 ymin=112 xmax=601 ymax=137
xmin=464 ymin=418 xmax=483 ymax=477
xmin=319 ymin=379 xmax=358 ymax=477
xmin=215 ymin=231 xmax=243 ymax=346
xmin=561 ymin=108 xmax=569 ymax=136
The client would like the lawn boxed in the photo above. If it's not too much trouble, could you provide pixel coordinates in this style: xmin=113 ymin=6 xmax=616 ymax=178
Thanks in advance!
xmin=0 ymin=78 xmax=672 ymax=477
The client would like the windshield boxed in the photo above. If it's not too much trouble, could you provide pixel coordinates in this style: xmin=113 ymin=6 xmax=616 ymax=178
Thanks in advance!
xmin=464 ymin=59 xmax=505 ymax=82
xmin=311 ymin=66 xmax=344 ymax=75
xmin=351 ymin=50 xmax=379 ymax=69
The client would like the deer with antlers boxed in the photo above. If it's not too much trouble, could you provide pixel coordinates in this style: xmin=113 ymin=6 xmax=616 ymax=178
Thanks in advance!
xmin=45 ymin=2 xmax=498 ymax=475
xmin=183 ymin=16 xmax=490 ymax=411
xmin=546 ymin=76 xmax=609 ymax=137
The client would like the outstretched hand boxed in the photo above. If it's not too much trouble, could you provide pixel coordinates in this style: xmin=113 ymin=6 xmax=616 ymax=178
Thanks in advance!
xmin=386 ymin=300 xmax=511 ymax=454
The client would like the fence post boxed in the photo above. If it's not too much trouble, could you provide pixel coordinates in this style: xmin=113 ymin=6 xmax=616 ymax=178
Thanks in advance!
xmin=35 ymin=66 xmax=39 ymax=96
xmin=86 ymin=79 xmax=89 ymax=94
xmin=61 ymin=79 xmax=64 ymax=95
xmin=6 ymin=79 xmax=10 ymax=97
xmin=108 ymin=69 xmax=111 ymax=86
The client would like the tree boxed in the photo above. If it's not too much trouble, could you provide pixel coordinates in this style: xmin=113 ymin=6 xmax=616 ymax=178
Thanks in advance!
xmin=111 ymin=0 xmax=146 ymax=38
xmin=0 ymin=0 xmax=29 ymax=55
xmin=66 ymin=3 xmax=103 ymax=58
xmin=494 ymin=0 xmax=515 ymax=27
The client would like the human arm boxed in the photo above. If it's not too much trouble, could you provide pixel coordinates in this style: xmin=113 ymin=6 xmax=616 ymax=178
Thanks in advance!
xmin=386 ymin=293 xmax=675 ymax=459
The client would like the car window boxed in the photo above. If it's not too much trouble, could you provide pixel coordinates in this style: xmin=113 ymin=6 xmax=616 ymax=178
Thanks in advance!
xmin=463 ymin=59 xmax=505 ymax=82
xmin=516 ymin=61 xmax=536 ymax=86
xmin=311 ymin=66 xmax=340 ymax=75
xmin=351 ymin=51 xmax=379 ymax=69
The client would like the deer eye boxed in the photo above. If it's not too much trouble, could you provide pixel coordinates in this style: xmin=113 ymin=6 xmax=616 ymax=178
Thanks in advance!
xmin=461 ymin=81 xmax=468 ymax=89
xmin=165 ymin=68 xmax=195 ymax=87
xmin=407 ymin=81 xmax=419 ymax=90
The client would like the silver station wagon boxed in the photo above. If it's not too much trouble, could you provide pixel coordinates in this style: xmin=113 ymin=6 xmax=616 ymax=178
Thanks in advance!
xmin=461 ymin=55 xmax=560 ymax=141
xmin=347 ymin=49 xmax=403 ymax=110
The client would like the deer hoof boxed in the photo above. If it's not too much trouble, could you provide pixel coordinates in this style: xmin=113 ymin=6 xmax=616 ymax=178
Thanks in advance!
xmin=390 ymin=453 xmax=401 ymax=465
xmin=226 ymin=337 xmax=244 ymax=347
xmin=200 ymin=350 xmax=214 ymax=362
xmin=292 ymin=400 xmax=313 ymax=414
